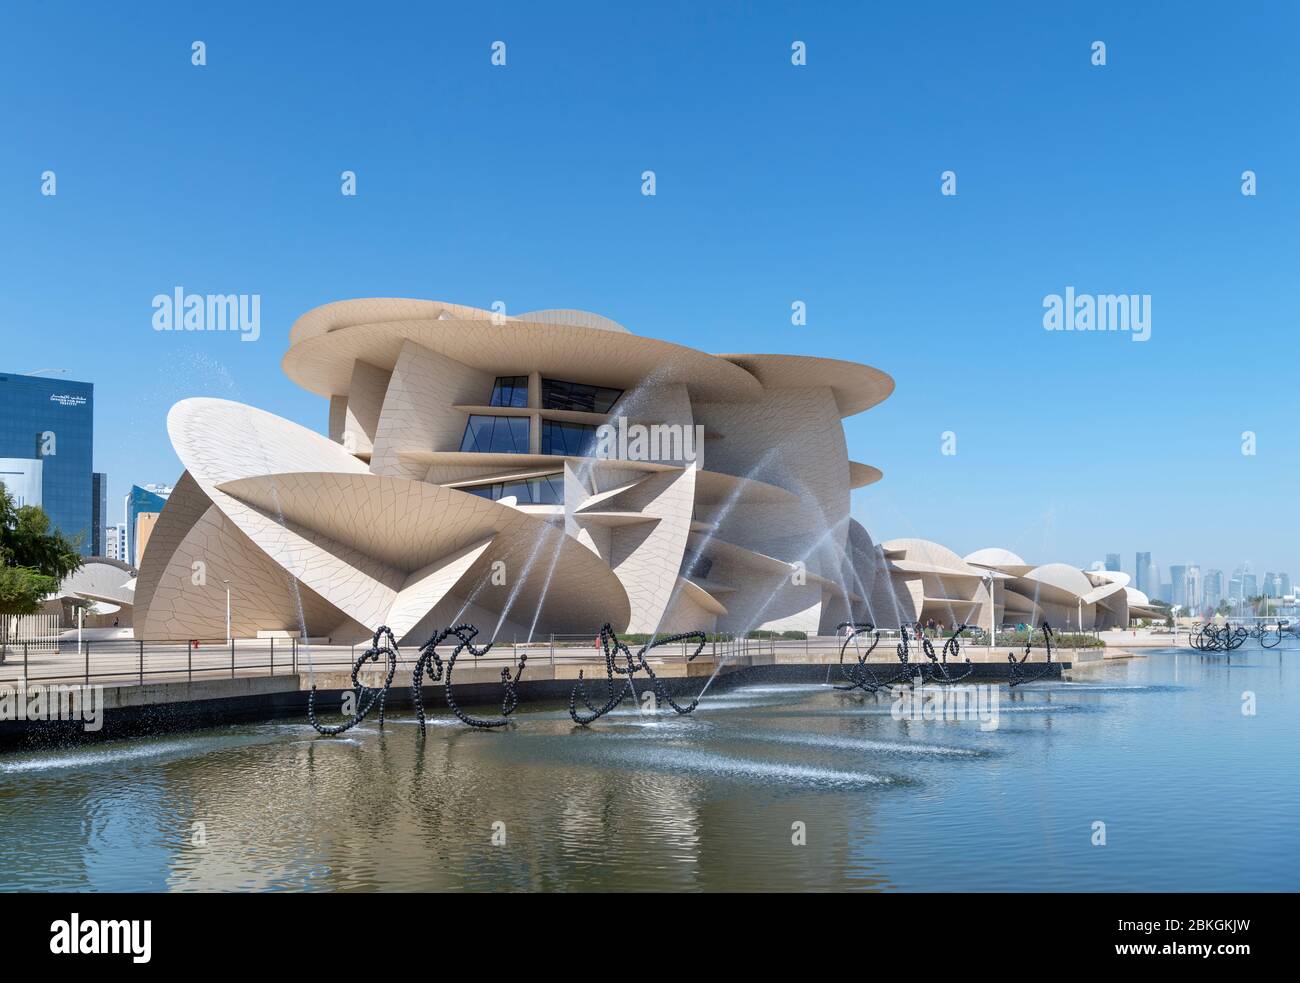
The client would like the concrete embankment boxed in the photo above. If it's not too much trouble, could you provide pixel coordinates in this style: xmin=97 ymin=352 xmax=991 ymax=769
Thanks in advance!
xmin=0 ymin=654 xmax=1069 ymax=751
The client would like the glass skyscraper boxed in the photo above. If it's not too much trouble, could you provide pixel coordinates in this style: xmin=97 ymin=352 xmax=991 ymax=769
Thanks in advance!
xmin=1170 ymin=564 xmax=1187 ymax=607
xmin=1136 ymin=552 xmax=1152 ymax=595
xmin=1204 ymin=569 xmax=1224 ymax=611
xmin=124 ymin=483 xmax=172 ymax=566
xmin=0 ymin=371 xmax=95 ymax=554
xmin=92 ymin=471 xmax=108 ymax=556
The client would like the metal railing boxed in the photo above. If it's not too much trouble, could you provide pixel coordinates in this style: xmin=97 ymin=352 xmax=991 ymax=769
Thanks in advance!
xmin=0 ymin=637 xmax=309 ymax=687
xmin=0 ymin=632 xmax=788 ymax=687
xmin=1 ymin=628 xmax=1080 ymax=688
xmin=0 ymin=613 xmax=60 ymax=653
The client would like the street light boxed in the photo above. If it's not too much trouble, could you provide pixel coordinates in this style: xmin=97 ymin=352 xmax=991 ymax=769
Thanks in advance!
xmin=984 ymin=571 xmax=996 ymax=652
xmin=223 ymin=579 xmax=231 ymax=644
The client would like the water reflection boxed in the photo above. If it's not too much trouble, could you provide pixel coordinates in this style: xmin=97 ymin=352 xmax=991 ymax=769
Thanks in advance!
xmin=0 ymin=646 xmax=1297 ymax=891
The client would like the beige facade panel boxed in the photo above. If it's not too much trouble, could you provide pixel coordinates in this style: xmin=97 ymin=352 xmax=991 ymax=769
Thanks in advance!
xmin=283 ymin=305 xmax=764 ymax=404
xmin=716 ymin=353 xmax=895 ymax=418
xmin=848 ymin=461 xmax=884 ymax=489
xmin=137 ymin=297 xmax=1136 ymax=642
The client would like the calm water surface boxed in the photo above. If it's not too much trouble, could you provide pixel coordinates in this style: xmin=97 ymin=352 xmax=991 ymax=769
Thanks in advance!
xmin=1 ymin=644 xmax=1297 ymax=891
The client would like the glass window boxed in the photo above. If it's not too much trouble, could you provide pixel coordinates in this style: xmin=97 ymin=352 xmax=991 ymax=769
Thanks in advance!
xmin=489 ymin=376 xmax=529 ymax=408
xmin=541 ymin=420 xmax=597 ymax=457
xmin=459 ymin=414 xmax=530 ymax=454
xmin=460 ymin=474 xmax=563 ymax=505
xmin=540 ymin=378 xmax=623 ymax=414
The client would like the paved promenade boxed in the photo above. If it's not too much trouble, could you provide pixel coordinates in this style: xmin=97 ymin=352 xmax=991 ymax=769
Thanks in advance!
xmin=0 ymin=630 xmax=1069 ymax=689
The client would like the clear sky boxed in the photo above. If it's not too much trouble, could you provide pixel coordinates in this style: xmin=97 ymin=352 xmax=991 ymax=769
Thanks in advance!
xmin=2 ymin=1 xmax=1296 ymax=582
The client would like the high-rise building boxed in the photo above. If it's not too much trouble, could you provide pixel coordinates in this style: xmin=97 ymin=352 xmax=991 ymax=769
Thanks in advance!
xmin=1204 ymin=569 xmax=1224 ymax=611
xmin=124 ymin=483 xmax=173 ymax=566
xmin=1280 ymin=573 xmax=1292 ymax=598
xmin=0 ymin=458 xmax=42 ymax=507
xmin=91 ymin=471 xmax=108 ymax=556
xmin=1105 ymin=553 xmax=1121 ymax=572
xmin=1170 ymin=564 xmax=1187 ymax=608
xmin=0 ymin=371 xmax=95 ymax=553
xmin=105 ymin=522 xmax=126 ymax=562
xmin=1186 ymin=565 xmax=1202 ymax=614
xmin=1243 ymin=573 xmax=1258 ymax=599
xmin=1135 ymin=552 xmax=1151 ymax=595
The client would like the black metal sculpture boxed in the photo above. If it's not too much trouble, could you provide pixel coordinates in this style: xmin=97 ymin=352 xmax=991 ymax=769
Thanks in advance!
xmin=833 ymin=622 xmax=882 ymax=692
xmin=411 ymin=623 xmax=526 ymax=731
xmin=835 ymin=622 xmax=980 ymax=693
xmin=925 ymin=623 xmax=975 ymax=683
xmin=1007 ymin=621 xmax=1055 ymax=687
xmin=1259 ymin=620 xmax=1293 ymax=648
xmin=833 ymin=622 xmax=914 ymax=693
xmin=307 ymin=622 xmax=527 ymax=736
xmin=568 ymin=623 xmax=708 ymax=725
xmin=307 ymin=625 xmax=400 ymax=735
xmin=1189 ymin=621 xmax=1247 ymax=652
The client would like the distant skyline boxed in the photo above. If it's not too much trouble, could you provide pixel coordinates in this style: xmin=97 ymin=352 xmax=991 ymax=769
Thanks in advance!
xmin=2 ymin=2 xmax=1296 ymax=574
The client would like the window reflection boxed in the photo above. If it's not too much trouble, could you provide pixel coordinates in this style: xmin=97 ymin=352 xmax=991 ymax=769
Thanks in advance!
xmin=463 ymin=474 xmax=563 ymax=505
xmin=540 ymin=378 xmax=622 ymax=414
xmin=540 ymin=420 xmax=597 ymax=456
xmin=489 ymin=376 xmax=529 ymax=408
xmin=460 ymin=414 xmax=530 ymax=454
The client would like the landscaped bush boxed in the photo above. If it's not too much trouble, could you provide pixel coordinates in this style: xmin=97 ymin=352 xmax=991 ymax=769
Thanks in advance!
xmin=992 ymin=629 xmax=1104 ymax=649
xmin=618 ymin=632 xmax=731 ymax=645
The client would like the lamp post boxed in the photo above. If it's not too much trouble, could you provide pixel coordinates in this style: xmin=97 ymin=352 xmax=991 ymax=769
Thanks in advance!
xmin=985 ymin=572 xmax=995 ymax=653
xmin=223 ymin=579 xmax=231 ymax=644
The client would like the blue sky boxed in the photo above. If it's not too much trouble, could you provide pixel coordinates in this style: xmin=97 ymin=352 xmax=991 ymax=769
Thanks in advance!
xmin=2 ymin=1 xmax=1296 ymax=582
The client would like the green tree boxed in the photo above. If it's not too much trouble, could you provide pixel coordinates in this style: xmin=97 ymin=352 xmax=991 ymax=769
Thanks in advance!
xmin=0 ymin=486 xmax=84 ymax=581
xmin=0 ymin=481 xmax=84 ymax=637
xmin=0 ymin=565 xmax=57 ymax=616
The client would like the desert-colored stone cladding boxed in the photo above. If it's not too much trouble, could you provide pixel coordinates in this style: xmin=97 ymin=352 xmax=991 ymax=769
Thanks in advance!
xmin=136 ymin=298 xmax=1147 ymax=644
